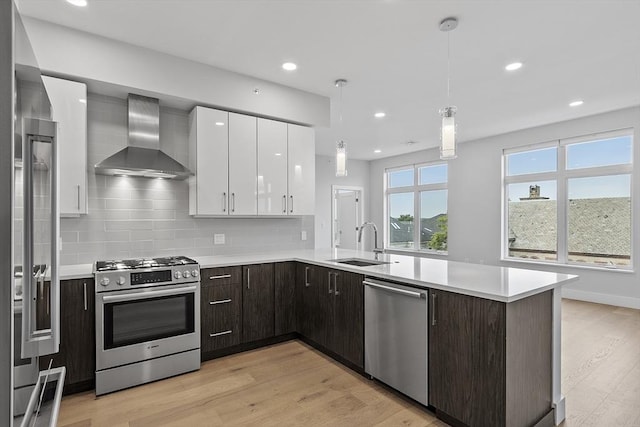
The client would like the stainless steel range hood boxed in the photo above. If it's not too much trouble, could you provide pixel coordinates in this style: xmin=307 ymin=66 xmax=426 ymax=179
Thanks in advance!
xmin=94 ymin=94 xmax=193 ymax=180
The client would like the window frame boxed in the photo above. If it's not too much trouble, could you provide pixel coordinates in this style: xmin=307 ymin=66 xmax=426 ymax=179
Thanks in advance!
xmin=502 ymin=129 xmax=634 ymax=271
xmin=385 ymin=162 xmax=448 ymax=254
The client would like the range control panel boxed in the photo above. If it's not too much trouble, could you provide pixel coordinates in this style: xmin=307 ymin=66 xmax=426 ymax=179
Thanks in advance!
xmin=95 ymin=266 xmax=200 ymax=292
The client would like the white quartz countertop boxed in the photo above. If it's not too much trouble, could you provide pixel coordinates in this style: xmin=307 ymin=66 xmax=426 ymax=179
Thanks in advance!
xmin=60 ymin=249 xmax=578 ymax=302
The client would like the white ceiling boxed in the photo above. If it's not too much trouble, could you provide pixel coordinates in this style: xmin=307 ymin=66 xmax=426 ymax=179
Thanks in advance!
xmin=15 ymin=0 xmax=640 ymax=160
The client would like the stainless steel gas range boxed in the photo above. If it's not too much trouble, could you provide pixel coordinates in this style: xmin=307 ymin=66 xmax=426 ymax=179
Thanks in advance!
xmin=94 ymin=256 xmax=201 ymax=395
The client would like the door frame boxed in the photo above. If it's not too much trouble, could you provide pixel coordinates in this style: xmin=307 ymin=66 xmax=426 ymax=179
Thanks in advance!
xmin=331 ymin=185 xmax=364 ymax=250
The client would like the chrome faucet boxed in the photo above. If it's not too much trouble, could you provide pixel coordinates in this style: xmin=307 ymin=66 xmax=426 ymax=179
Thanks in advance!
xmin=358 ymin=221 xmax=384 ymax=259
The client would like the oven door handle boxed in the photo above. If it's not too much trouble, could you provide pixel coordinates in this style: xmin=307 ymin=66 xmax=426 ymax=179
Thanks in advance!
xmin=101 ymin=285 xmax=197 ymax=303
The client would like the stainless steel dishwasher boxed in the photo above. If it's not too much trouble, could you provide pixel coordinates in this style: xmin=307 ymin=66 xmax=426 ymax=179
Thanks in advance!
xmin=364 ymin=277 xmax=428 ymax=405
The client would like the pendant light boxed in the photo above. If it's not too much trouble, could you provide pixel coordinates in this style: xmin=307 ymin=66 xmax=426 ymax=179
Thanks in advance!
xmin=335 ymin=78 xmax=348 ymax=177
xmin=439 ymin=17 xmax=458 ymax=160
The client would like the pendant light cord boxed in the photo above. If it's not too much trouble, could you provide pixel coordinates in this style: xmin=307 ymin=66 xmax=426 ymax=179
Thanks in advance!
xmin=447 ymin=31 xmax=451 ymax=105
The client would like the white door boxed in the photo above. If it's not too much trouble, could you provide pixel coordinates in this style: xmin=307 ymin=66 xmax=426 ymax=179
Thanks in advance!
xmin=229 ymin=113 xmax=257 ymax=215
xmin=188 ymin=106 xmax=229 ymax=215
xmin=257 ymin=118 xmax=288 ymax=215
xmin=287 ymin=124 xmax=315 ymax=215
xmin=334 ymin=189 xmax=361 ymax=249
xmin=42 ymin=76 xmax=87 ymax=216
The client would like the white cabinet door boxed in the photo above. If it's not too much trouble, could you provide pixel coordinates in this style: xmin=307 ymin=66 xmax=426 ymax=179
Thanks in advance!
xmin=42 ymin=76 xmax=87 ymax=216
xmin=228 ymin=113 xmax=257 ymax=215
xmin=287 ymin=124 xmax=315 ymax=215
xmin=188 ymin=106 xmax=229 ymax=216
xmin=257 ymin=118 xmax=288 ymax=215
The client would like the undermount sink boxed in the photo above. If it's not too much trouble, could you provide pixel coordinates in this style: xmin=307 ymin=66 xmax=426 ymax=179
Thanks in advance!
xmin=329 ymin=258 xmax=391 ymax=267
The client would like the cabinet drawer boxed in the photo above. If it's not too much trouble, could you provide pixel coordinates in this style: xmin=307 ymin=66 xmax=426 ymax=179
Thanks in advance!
xmin=201 ymin=282 xmax=242 ymax=352
xmin=201 ymin=266 xmax=242 ymax=286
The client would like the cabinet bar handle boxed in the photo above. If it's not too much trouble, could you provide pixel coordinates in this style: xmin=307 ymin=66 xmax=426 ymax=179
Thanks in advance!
xmin=77 ymin=185 xmax=81 ymax=210
xmin=231 ymin=193 xmax=235 ymax=212
xmin=210 ymin=330 xmax=232 ymax=337
xmin=431 ymin=293 xmax=437 ymax=326
xmin=223 ymin=192 xmax=227 ymax=212
xmin=304 ymin=266 xmax=310 ymax=287
xmin=247 ymin=267 xmax=250 ymax=290
xmin=209 ymin=274 xmax=232 ymax=280
xmin=334 ymin=273 xmax=340 ymax=296
xmin=328 ymin=272 xmax=333 ymax=294
xmin=209 ymin=299 xmax=232 ymax=305
xmin=83 ymin=282 xmax=87 ymax=311
xmin=283 ymin=195 xmax=286 ymax=213
xmin=290 ymin=195 xmax=293 ymax=213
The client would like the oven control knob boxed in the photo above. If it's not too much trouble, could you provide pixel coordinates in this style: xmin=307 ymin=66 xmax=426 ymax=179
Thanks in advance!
xmin=100 ymin=277 xmax=110 ymax=286
xmin=183 ymin=270 xmax=191 ymax=278
xmin=191 ymin=270 xmax=199 ymax=278
xmin=174 ymin=271 xmax=182 ymax=279
xmin=117 ymin=276 xmax=126 ymax=286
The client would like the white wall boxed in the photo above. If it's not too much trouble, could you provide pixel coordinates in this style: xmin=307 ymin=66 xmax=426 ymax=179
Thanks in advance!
xmin=315 ymin=155 xmax=370 ymax=250
xmin=371 ymin=107 xmax=640 ymax=308
xmin=22 ymin=17 xmax=329 ymax=127
xmin=59 ymin=93 xmax=314 ymax=265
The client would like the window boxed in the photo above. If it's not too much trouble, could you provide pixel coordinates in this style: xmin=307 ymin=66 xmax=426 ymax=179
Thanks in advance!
xmin=386 ymin=163 xmax=448 ymax=253
xmin=504 ymin=130 xmax=633 ymax=269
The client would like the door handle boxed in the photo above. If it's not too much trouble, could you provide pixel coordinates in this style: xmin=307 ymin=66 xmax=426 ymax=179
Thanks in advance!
xmin=290 ymin=195 xmax=293 ymax=213
xmin=431 ymin=292 xmax=437 ymax=326
xmin=223 ymin=192 xmax=227 ymax=212
xmin=328 ymin=272 xmax=333 ymax=294
xmin=77 ymin=184 xmax=81 ymax=210
xmin=210 ymin=330 xmax=232 ymax=337
xmin=209 ymin=274 xmax=231 ymax=280
xmin=304 ymin=266 xmax=310 ymax=287
xmin=83 ymin=282 xmax=87 ymax=311
xmin=209 ymin=299 xmax=232 ymax=305
xmin=231 ymin=193 xmax=235 ymax=213
xmin=247 ymin=267 xmax=250 ymax=290
xmin=334 ymin=273 xmax=340 ymax=296
xmin=283 ymin=195 xmax=286 ymax=213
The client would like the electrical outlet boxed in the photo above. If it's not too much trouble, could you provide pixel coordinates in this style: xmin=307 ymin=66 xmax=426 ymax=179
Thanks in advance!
xmin=214 ymin=233 xmax=225 ymax=245
xmin=301 ymin=231 xmax=307 ymax=241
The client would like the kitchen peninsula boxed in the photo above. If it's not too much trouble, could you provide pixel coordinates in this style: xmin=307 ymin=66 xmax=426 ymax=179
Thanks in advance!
xmin=58 ymin=249 xmax=577 ymax=427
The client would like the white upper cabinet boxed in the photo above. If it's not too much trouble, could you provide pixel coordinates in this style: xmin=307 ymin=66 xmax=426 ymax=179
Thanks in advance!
xmin=228 ymin=113 xmax=257 ymax=216
xmin=188 ymin=107 xmax=315 ymax=217
xmin=42 ymin=76 xmax=87 ymax=216
xmin=287 ymin=124 xmax=315 ymax=215
xmin=188 ymin=106 xmax=229 ymax=216
xmin=257 ymin=118 xmax=288 ymax=215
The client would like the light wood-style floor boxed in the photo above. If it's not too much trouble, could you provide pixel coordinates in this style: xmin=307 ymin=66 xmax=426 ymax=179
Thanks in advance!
xmin=57 ymin=299 xmax=639 ymax=427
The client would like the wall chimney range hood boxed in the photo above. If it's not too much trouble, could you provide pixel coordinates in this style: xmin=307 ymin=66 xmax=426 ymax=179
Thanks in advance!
xmin=94 ymin=94 xmax=193 ymax=180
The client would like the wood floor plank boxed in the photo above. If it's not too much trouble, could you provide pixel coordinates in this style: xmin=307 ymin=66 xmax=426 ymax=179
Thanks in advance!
xmin=57 ymin=300 xmax=639 ymax=427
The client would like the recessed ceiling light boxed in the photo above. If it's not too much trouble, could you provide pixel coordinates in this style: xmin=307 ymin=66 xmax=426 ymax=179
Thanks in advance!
xmin=505 ymin=62 xmax=523 ymax=71
xmin=374 ymin=149 xmax=382 ymax=154
xmin=282 ymin=62 xmax=297 ymax=71
xmin=78 ymin=98 xmax=86 ymax=104
xmin=66 ymin=0 xmax=87 ymax=6
xmin=215 ymin=122 xmax=225 ymax=126
xmin=275 ymin=153 xmax=282 ymax=156
xmin=374 ymin=112 xmax=386 ymax=118
xmin=569 ymin=100 xmax=584 ymax=107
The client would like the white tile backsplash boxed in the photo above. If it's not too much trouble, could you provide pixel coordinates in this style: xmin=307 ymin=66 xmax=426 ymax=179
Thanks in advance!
xmin=59 ymin=93 xmax=314 ymax=265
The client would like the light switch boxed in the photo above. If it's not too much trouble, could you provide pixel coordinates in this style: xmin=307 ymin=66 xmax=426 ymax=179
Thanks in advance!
xmin=214 ymin=233 xmax=225 ymax=245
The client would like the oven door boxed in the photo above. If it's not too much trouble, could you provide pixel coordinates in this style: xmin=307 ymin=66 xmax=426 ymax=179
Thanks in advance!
xmin=96 ymin=282 xmax=200 ymax=371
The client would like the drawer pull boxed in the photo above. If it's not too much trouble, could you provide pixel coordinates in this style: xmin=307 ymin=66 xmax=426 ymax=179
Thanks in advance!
xmin=209 ymin=299 xmax=232 ymax=305
xmin=209 ymin=274 xmax=232 ymax=280
xmin=210 ymin=330 xmax=232 ymax=338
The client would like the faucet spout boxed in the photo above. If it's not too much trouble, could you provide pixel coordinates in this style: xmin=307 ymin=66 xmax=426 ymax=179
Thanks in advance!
xmin=358 ymin=221 xmax=383 ymax=258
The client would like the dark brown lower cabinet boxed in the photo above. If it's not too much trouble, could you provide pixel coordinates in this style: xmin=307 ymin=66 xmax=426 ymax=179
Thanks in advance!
xmin=274 ymin=262 xmax=296 ymax=335
xmin=429 ymin=288 xmax=553 ymax=427
xmin=242 ymin=263 xmax=275 ymax=343
xmin=200 ymin=267 xmax=242 ymax=353
xmin=39 ymin=278 xmax=95 ymax=393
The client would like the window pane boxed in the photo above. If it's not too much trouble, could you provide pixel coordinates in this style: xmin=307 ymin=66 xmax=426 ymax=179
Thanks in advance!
xmin=388 ymin=192 xmax=414 ymax=249
xmin=506 ymin=147 xmax=557 ymax=176
xmin=388 ymin=168 xmax=414 ymax=188
xmin=567 ymin=175 xmax=631 ymax=267
xmin=507 ymin=180 xmax=557 ymax=261
xmin=420 ymin=190 xmax=447 ymax=251
xmin=566 ymin=136 xmax=632 ymax=169
xmin=419 ymin=164 xmax=447 ymax=185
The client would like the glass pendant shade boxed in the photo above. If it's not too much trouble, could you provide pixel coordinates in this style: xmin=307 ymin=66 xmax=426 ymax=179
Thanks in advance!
xmin=439 ymin=106 xmax=457 ymax=159
xmin=336 ymin=140 xmax=347 ymax=177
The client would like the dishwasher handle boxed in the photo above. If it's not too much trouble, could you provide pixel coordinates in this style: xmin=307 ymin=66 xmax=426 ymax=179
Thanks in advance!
xmin=363 ymin=280 xmax=425 ymax=299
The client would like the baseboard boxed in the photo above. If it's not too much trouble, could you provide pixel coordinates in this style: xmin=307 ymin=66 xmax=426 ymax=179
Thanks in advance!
xmin=562 ymin=288 xmax=640 ymax=309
